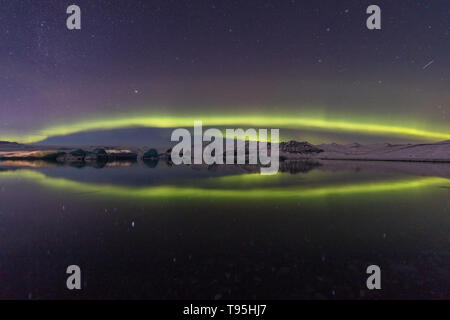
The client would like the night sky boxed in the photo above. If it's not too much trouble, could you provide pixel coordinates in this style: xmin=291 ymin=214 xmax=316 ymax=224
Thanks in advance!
xmin=0 ymin=0 xmax=449 ymax=144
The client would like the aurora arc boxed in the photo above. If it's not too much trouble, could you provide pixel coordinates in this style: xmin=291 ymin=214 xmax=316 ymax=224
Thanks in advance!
xmin=2 ymin=114 xmax=450 ymax=143
xmin=0 ymin=169 xmax=448 ymax=200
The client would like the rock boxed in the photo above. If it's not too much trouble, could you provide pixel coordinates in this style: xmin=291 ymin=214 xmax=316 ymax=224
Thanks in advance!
xmin=65 ymin=149 xmax=88 ymax=162
xmin=107 ymin=152 xmax=137 ymax=161
xmin=56 ymin=152 xmax=67 ymax=162
xmin=41 ymin=152 xmax=66 ymax=161
xmin=93 ymin=148 xmax=108 ymax=157
xmin=57 ymin=148 xmax=109 ymax=163
xmin=279 ymin=141 xmax=323 ymax=154
xmin=86 ymin=148 xmax=108 ymax=162
xmin=143 ymin=148 xmax=159 ymax=160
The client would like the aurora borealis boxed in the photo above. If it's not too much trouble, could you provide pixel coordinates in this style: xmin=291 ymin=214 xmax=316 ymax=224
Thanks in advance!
xmin=2 ymin=113 xmax=450 ymax=144
xmin=1 ymin=169 xmax=448 ymax=200
xmin=0 ymin=0 xmax=449 ymax=144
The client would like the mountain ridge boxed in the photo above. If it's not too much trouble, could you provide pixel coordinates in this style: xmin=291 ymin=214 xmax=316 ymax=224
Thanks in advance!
xmin=0 ymin=140 xmax=449 ymax=163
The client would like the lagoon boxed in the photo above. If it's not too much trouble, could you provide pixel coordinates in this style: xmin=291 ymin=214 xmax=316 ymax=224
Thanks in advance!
xmin=0 ymin=160 xmax=448 ymax=299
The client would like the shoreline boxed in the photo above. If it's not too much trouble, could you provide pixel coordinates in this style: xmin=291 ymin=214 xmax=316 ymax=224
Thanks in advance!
xmin=1 ymin=140 xmax=449 ymax=164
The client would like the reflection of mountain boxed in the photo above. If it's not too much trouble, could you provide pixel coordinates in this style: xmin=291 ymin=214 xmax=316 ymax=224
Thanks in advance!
xmin=1 ymin=140 xmax=449 ymax=166
xmin=1 ymin=158 xmax=450 ymax=179
xmin=279 ymin=160 xmax=321 ymax=174
xmin=143 ymin=159 xmax=159 ymax=168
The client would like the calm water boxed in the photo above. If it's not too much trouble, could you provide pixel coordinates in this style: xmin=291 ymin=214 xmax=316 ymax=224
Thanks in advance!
xmin=0 ymin=160 xmax=449 ymax=299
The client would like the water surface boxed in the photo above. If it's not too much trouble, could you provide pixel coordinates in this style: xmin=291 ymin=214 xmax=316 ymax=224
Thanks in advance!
xmin=0 ymin=160 xmax=449 ymax=299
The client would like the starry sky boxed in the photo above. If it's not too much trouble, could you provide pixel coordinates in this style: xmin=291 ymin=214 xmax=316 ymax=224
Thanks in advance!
xmin=0 ymin=0 xmax=449 ymax=144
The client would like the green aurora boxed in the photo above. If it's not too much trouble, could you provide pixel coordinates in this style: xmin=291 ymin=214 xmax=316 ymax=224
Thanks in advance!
xmin=0 ymin=169 xmax=448 ymax=200
xmin=2 ymin=113 xmax=450 ymax=144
